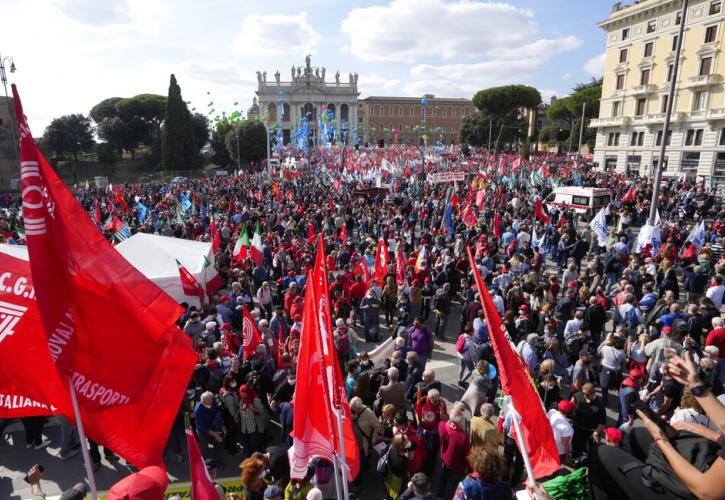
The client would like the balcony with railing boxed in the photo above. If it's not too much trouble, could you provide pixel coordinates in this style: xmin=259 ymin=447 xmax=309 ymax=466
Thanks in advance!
xmin=631 ymin=83 xmax=657 ymax=94
xmin=590 ymin=115 xmax=626 ymax=127
xmin=708 ymin=107 xmax=725 ymax=121
xmin=687 ymin=74 xmax=721 ymax=87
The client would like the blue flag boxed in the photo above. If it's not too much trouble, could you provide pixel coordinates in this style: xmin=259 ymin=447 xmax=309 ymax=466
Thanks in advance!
xmin=443 ymin=203 xmax=454 ymax=238
xmin=180 ymin=193 xmax=192 ymax=212
xmin=137 ymin=202 xmax=148 ymax=223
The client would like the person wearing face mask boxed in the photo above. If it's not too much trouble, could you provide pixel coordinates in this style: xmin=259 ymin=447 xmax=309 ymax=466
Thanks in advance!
xmin=193 ymin=391 xmax=224 ymax=461
xmin=220 ymin=374 xmax=242 ymax=456
xmin=570 ymin=382 xmax=605 ymax=462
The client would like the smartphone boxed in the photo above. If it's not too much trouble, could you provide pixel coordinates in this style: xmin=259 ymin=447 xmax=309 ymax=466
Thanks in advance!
xmin=631 ymin=399 xmax=679 ymax=440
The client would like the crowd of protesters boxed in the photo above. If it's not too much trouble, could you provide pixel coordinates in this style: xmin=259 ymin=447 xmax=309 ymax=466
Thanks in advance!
xmin=2 ymin=144 xmax=725 ymax=499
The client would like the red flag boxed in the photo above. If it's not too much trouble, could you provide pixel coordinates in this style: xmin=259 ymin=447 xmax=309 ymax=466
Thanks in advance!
xmin=621 ymin=185 xmax=636 ymax=203
xmin=277 ymin=324 xmax=285 ymax=369
xmin=475 ymin=189 xmax=485 ymax=210
xmin=276 ymin=188 xmax=283 ymax=204
xmin=374 ymin=239 xmax=390 ymax=285
xmin=289 ymin=270 xmax=337 ymax=479
xmin=450 ymin=194 xmax=460 ymax=209
xmin=241 ymin=305 xmax=262 ymax=359
xmin=185 ymin=426 xmax=219 ymax=500
xmin=307 ymin=223 xmax=317 ymax=244
xmin=115 ymin=191 xmax=130 ymax=212
xmin=467 ymin=246 xmax=560 ymax=479
xmin=93 ymin=203 xmax=101 ymax=225
xmin=534 ymin=199 xmax=550 ymax=224
xmin=256 ymin=190 xmax=263 ymax=203
xmin=309 ymin=237 xmax=359 ymax=479
xmin=462 ymin=204 xmax=478 ymax=228
xmin=353 ymin=259 xmax=369 ymax=288
xmin=339 ymin=224 xmax=347 ymax=246
xmin=12 ymin=84 xmax=196 ymax=467
xmin=395 ymin=245 xmax=406 ymax=286
xmin=177 ymin=259 xmax=204 ymax=297
xmin=212 ymin=230 xmax=221 ymax=253
xmin=493 ymin=213 xmax=501 ymax=240
xmin=328 ymin=196 xmax=334 ymax=210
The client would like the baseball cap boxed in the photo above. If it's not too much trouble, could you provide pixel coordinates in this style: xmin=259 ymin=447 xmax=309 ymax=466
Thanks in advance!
xmin=557 ymin=400 xmax=576 ymax=414
xmin=106 ymin=466 xmax=168 ymax=500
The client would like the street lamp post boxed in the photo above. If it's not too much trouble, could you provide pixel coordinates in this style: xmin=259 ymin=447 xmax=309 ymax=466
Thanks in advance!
xmin=0 ymin=54 xmax=19 ymax=184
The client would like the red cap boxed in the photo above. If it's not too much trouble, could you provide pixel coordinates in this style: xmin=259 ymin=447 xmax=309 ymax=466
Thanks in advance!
xmin=106 ymin=466 xmax=168 ymax=500
xmin=661 ymin=326 xmax=673 ymax=335
xmin=604 ymin=427 xmax=623 ymax=444
xmin=557 ymin=400 xmax=576 ymax=414
xmin=501 ymin=267 xmax=509 ymax=273
xmin=220 ymin=294 xmax=230 ymax=302
xmin=519 ymin=304 xmax=529 ymax=311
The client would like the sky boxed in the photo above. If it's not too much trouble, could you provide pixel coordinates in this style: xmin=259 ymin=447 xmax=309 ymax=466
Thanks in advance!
xmin=2 ymin=0 xmax=614 ymax=134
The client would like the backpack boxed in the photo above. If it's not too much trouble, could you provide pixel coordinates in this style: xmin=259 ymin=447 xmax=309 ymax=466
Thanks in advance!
xmin=565 ymin=335 xmax=584 ymax=363
xmin=624 ymin=306 xmax=641 ymax=330
xmin=376 ymin=448 xmax=391 ymax=478
xmin=336 ymin=330 xmax=351 ymax=354
xmin=456 ymin=334 xmax=467 ymax=354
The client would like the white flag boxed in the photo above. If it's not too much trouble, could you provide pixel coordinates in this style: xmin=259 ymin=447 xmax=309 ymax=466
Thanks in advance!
xmin=686 ymin=220 xmax=706 ymax=251
xmin=635 ymin=224 xmax=662 ymax=254
xmin=589 ymin=207 xmax=609 ymax=247
xmin=531 ymin=227 xmax=542 ymax=250
xmin=655 ymin=208 xmax=661 ymax=226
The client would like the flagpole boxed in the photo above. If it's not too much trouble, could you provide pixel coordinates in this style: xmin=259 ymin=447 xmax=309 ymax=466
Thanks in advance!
xmin=331 ymin=451 xmax=343 ymax=500
xmin=507 ymin=395 xmax=536 ymax=484
xmin=69 ymin=379 xmax=99 ymax=500
xmin=335 ymin=407 xmax=350 ymax=500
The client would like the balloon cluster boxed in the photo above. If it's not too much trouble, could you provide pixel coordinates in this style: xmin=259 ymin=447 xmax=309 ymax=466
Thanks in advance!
xmin=319 ymin=105 xmax=336 ymax=148
xmin=293 ymin=115 xmax=310 ymax=152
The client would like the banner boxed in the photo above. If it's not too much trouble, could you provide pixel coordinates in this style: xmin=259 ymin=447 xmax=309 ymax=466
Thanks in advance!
xmin=86 ymin=476 xmax=245 ymax=500
xmin=427 ymin=172 xmax=466 ymax=184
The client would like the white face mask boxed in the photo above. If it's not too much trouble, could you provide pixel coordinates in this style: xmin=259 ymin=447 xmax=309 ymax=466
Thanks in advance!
xmin=230 ymin=382 xmax=237 ymax=388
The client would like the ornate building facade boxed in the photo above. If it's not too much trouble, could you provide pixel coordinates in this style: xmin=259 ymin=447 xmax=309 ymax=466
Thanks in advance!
xmin=0 ymin=96 xmax=18 ymax=190
xmin=254 ymin=56 xmax=359 ymax=145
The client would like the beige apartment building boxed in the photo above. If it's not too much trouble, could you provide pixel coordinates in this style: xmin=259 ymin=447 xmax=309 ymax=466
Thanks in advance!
xmin=591 ymin=0 xmax=725 ymax=187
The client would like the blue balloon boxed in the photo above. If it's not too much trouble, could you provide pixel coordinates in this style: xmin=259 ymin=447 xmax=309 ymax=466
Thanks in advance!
xmin=279 ymin=90 xmax=285 ymax=97
xmin=421 ymin=98 xmax=428 ymax=106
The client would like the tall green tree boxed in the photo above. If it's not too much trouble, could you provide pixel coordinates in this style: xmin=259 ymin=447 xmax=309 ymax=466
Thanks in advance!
xmin=472 ymin=85 xmax=541 ymax=152
xmin=42 ymin=114 xmax=94 ymax=162
xmin=89 ymin=97 xmax=122 ymax=123
xmin=545 ymin=79 xmax=602 ymax=152
xmin=225 ymin=120 xmax=266 ymax=165
xmin=116 ymin=93 xmax=166 ymax=142
xmin=161 ymin=74 xmax=196 ymax=170
xmin=210 ymin=120 xmax=233 ymax=166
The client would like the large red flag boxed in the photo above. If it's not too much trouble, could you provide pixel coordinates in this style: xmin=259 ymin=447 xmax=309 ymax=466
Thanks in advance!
xmin=307 ymin=237 xmax=359 ymax=479
xmin=621 ymin=185 xmax=636 ymax=203
xmin=185 ymin=425 xmax=219 ymax=500
xmin=467 ymin=246 xmax=560 ymax=479
xmin=534 ymin=199 xmax=550 ymax=224
xmin=339 ymin=224 xmax=347 ymax=246
xmin=493 ymin=213 xmax=502 ymax=240
xmin=352 ymin=259 xmax=369 ymax=288
xmin=289 ymin=270 xmax=337 ymax=479
xmin=241 ymin=305 xmax=262 ymax=358
xmin=475 ymin=189 xmax=485 ymax=210
xmin=13 ymin=84 xmax=196 ymax=467
xmin=374 ymin=239 xmax=390 ymax=285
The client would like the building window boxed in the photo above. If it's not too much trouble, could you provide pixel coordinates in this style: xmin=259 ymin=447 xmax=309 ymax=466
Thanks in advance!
xmin=656 ymin=130 xmax=672 ymax=146
xmin=667 ymin=64 xmax=675 ymax=83
xmin=710 ymin=1 xmax=721 ymax=15
xmin=622 ymin=28 xmax=630 ymax=40
xmin=705 ymin=25 xmax=718 ymax=43
xmin=631 ymin=131 xmax=644 ymax=146
xmin=644 ymin=42 xmax=654 ymax=57
xmin=619 ymin=48 xmax=628 ymax=63
xmin=661 ymin=95 xmax=669 ymax=113
xmin=612 ymin=100 xmax=621 ymax=116
xmin=442 ymin=107 xmax=447 ymax=117
xmin=647 ymin=20 xmax=657 ymax=33
xmin=399 ymin=105 xmax=403 ymax=115
xmin=676 ymin=12 xmax=682 ymax=25
xmin=699 ymin=57 xmax=712 ymax=76
xmin=720 ymin=128 xmax=725 ymax=146
xmin=608 ymin=132 xmax=621 ymax=147
xmin=615 ymin=132 xmax=620 ymax=146
xmin=616 ymin=74 xmax=625 ymax=90
xmin=630 ymin=132 xmax=638 ymax=146
xmin=672 ymin=35 xmax=679 ymax=51
xmin=389 ymin=105 xmax=394 ymax=116
xmin=441 ymin=127 xmax=446 ymax=133
xmin=636 ymin=98 xmax=647 ymax=116
xmin=693 ymin=91 xmax=707 ymax=110
xmin=640 ymin=69 xmax=651 ymax=85
xmin=685 ymin=128 xmax=704 ymax=146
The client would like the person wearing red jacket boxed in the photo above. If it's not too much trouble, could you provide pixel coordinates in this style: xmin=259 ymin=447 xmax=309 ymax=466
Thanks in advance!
xmin=705 ymin=317 xmax=725 ymax=359
xmin=438 ymin=413 xmax=471 ymax=497
xmin=415 ymin=389 xmax=447 ymax=475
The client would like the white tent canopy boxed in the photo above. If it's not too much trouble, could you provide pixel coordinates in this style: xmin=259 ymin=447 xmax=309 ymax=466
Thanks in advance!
xmin=2 ymin=233 xmax=218 ymax=308
xmin=115 ymin=233 xmax=216 ymax=307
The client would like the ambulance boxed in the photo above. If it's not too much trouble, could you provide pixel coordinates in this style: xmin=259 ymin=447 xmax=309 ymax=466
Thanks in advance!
xmin=543 ymin=187 xmax=612 ymax=215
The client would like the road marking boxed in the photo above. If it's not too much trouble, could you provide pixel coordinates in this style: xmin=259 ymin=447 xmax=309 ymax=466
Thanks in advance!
xmin=425 ymin=360 xmax=455 ymax=370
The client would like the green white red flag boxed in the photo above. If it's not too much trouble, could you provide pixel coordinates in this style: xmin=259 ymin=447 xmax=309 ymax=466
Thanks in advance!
xmin=250 ymin=222 xmax=264 ymax=266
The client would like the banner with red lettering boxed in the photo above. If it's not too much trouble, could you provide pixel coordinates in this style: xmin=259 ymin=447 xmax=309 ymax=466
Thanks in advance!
xmin=13 ymin=84 xmax=197 ymax=467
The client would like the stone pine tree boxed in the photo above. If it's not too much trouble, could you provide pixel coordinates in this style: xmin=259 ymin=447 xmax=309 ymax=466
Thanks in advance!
xmin=161 ymin=74 xmax=197 ymax=169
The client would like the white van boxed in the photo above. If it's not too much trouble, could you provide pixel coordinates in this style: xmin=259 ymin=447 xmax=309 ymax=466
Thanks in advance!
xmin=543 ymin=187 xmax=612 ymax=215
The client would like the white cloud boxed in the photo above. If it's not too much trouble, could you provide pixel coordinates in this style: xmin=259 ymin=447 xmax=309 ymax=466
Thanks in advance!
xmin=232 ymin=13 xmax=320 ymax=57
xmin=583 ymin=53 xmax=606 ymax=77
xmin=358 ymin=74 xmax=404 ymax=96
xmin=340 ymin=0 xmax=580 ymax=63
xmin=562 ymin=72 xmax=573 ymax=81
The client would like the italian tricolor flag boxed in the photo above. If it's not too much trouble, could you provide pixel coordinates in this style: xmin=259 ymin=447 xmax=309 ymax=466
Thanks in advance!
xmin=250 ymin=222 xmax=264 ymax=266
xmin=233 ymin=225 xmax=250 ymax=262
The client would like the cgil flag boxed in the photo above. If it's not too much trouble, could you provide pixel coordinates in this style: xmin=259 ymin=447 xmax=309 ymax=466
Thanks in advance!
xmin=467 ymin=246 xmax=560 ymax=478
xmin=589 ymin=207 xmax=609 ymax=247
xmin=12 ymin=84 xmax=197 ymax=467
xmin=185 ymin=423 xmax=219 ymax=500
xmin=374 ymin=239 xmax=390 ymax=285
xmin=241 ymin=305 xmax=262 ymax=359
xmin=395 ymin=245 xmax=406 ymax=286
